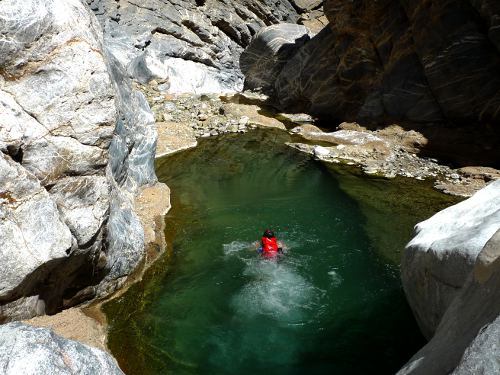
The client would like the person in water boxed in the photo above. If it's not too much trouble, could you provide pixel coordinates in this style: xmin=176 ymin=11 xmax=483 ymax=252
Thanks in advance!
xmin=258 ymin=229 xmax=284 ymax=258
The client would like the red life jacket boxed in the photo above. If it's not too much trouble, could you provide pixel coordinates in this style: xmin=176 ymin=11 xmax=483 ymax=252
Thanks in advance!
xmin=261 ymin=236 xmax=279 ymax=254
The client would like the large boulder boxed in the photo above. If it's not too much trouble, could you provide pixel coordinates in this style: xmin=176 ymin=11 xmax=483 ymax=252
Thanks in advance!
xmin=0 ymin=322 xmax=124 ymax=374
xmin=240 ymin=23 xmax=313 ymax=93
xmin=398 ymin=228 xmax=500 ymax=374
xmin=401 ymin=179 xmax=500 ymax=339
xmin=86 ymin=0 xmax=301 ymax=93
xmin=0 ymin=0 xmax=157 ymax=319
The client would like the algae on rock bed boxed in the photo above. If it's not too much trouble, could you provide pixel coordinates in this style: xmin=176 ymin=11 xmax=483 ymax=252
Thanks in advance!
xmin=328 ymin=165 xmax=462 ymax=264
xmin=103 ymin=129 xmax=459 ymax=375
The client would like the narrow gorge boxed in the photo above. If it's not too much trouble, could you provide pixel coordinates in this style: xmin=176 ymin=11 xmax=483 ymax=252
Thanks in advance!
xmin=0 ymin=0 xmax=498 ymax=374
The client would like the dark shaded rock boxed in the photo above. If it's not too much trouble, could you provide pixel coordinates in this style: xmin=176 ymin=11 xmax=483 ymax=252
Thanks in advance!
xmin=248 ymin=0 xmax=500 ymax=127
xmin=240 ymin=24 xmax=313 ymax=93
xmin=275 ymin=1 xmax=444 ymax=123
xmin=396 ymin=0 xmax=500 ymax=123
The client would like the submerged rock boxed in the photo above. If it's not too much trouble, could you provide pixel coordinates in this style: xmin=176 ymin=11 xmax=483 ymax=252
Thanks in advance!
xmin=238 ymin=0 xmax=500 ymax=131
xmin=0 ymin=322 xmax=124 ymax=374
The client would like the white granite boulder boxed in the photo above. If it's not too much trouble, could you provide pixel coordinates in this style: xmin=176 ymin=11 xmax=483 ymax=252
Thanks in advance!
xmin=401 ymin=179 xmax=500 ymax=339
xmin=398 ymin=228 xmax=500 ymax=374
xmin=0 ymin=153 xmax=72 ymax=299
xmin=0 ymin=322 xmax=124 ymax=375
xmin=0 ymin=0 xmax=158 ymax=319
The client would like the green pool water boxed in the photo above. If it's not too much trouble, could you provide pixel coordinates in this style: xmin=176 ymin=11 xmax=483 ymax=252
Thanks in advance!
xmin=104 ymin=129 xmax=458 ymax=375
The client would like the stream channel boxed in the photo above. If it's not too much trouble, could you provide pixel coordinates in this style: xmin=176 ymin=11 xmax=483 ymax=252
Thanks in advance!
xmin=104 ymin=129 xmax=459 ymax=374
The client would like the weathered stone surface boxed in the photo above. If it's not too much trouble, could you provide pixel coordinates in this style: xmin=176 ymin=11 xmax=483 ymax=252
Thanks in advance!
xmin=243 ymin=0 xmax=500 ymax=128
xmin=221 ymin=101 xmax=287 ymax=130
xmin=452 ymin=315 xmax=500 ymax=375
xmin=0 ymin=322 xmax=124 ymax=374
xmin=0 ymin=153 xmax=72 ymax=300
xmin=50 ymin=176 xmax=109 ymax=247
xmin=398 ymin=228 xmax=500 ymax=374
xmin=0 ymin=0 xmax=116 ymax=185
xmin=240 ymin=24 xmax=313 ymax=92
xmin=401 ymin=180 xmax=500 ymax=339
xmin=87 ymin=0 xmax=301 ymax=93
xmin=0 ymin=0 xmax=159 ymax=320
xmin=134 ymin=183 xmax=171 ymax=251
xmin=99 ymin=55 xmax=158 ymax=297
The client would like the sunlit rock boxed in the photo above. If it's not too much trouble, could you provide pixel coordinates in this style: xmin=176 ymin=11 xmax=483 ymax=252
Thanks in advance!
xmin=0 ymin=322 xmax=124 ymax=375
xmin=398 ymin=228 xmax=500 ymax=374
xmin=402 ymin=180 xmax=500 ymax=339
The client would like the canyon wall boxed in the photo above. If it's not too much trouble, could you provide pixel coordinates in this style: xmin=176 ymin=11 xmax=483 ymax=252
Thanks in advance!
xmin=0 ymin=0 xmax=158 ymax=321
xmin=399 ymin=180 xmax=500 ymax=374
xmin=266 ymin=0 xmax=500 ymax=125
xmin=86 ymin=0 xmax=324 ymax=93
xmin=240 ymin=0 xmax=500 ymax=165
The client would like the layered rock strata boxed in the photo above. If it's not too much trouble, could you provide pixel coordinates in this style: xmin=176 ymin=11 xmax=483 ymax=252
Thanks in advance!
xmin=86 ymin=0 xmax=318 ymax=93
xmin=0 ymin=0 xmax=162 ymax=321
xmin=399 ymin=181 xmax=500 ymax=374
xmin=0 ymin=322 xmax=124 ymax=374
xmin=241 ymin=0 xmax=500 ymax=137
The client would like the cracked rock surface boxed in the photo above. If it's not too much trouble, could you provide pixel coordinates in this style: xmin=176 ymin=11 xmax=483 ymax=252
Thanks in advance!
xmin=0 ymin=0 xmax=158 ymax=321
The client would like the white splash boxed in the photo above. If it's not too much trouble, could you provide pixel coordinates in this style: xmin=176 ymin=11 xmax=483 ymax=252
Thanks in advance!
xmin=232 ymin=258 xmax=322 ymax=323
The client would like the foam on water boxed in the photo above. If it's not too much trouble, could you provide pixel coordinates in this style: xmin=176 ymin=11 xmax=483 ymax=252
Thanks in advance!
xmin=232 ymin=257 xmax=323 ymax=324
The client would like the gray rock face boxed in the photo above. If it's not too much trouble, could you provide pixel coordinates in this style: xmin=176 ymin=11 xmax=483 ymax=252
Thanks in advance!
xmin=99 ymin=55 xmax=158 ymax=296
xmin=398 ymin=228 xmax=500 ymax=374
xmin=291 ymin=0 xmax=323 ymax=12
xmin=240 ymin=24 xmax=313 ymax=93
xmin=86 ymin=0 xmax=301 ymax=93
xmin=452 ymin=315 xmax=500 ymax=375
xmin=0 ymin=0 xmax=157 ymax=319
xmin=401 ymin=179 xmax=500 ymax=339
xmin=50 ymin=176 xmax=110 ymax=248
xmin=0 ymin=322 xmax=124 ymax=374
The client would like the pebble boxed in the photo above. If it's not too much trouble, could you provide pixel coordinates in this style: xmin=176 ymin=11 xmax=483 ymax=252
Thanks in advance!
xmin=239 ymin=116 xmax=249 ymax=126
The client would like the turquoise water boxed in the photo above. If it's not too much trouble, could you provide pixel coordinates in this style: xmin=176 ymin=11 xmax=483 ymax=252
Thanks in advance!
xmin=105 ymin=130 xmax=436 ymax=374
